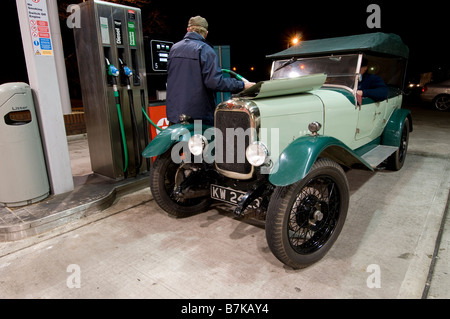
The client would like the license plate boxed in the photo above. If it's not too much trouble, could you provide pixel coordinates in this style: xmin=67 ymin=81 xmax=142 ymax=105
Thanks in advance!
xmin=210 ymin=184 xmax=260 ymax=209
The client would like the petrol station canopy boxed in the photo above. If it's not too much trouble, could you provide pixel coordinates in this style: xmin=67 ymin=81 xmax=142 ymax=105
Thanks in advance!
xmin=267 ymin=32 xmax=409 ymax=59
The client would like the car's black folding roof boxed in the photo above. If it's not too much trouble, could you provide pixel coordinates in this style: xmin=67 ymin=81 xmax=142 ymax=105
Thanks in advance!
xmin=267 ymin=32 xmax=409 ymax=60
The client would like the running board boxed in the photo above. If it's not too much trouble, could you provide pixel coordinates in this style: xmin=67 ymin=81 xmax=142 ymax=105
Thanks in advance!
xmin=361 ymin=145 xmax=398 ymax=168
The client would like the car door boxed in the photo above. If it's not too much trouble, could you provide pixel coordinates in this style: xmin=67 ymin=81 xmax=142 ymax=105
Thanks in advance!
xmin=355 ymin=99 xmax=386 ymax=141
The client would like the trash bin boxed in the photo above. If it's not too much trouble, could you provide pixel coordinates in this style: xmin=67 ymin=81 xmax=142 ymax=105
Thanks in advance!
xmin=0 ymin=83 xmax=49 ymax=207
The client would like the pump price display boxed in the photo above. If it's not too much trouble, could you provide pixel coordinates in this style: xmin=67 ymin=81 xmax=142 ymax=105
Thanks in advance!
xmin=150 ymin=40 xmax=173 ymax=72
xmin=26 ymin=0 xmax=53 ymax=56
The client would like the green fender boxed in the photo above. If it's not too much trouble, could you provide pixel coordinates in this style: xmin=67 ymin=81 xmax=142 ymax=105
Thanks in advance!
xmin=142 ymin=123 xmax=212 ymax=158
xmin=269 ymin=135 xmax=374 ymax=186
xmin=381 ymin=108 xmax=413 ymax=147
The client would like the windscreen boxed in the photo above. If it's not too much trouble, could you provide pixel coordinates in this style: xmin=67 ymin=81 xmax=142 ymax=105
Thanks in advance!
xmin=271 ymin=54 xmax=360 ymax=90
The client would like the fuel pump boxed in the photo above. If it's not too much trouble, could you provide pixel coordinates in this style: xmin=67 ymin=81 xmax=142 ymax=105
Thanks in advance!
xmin=73 ymin=0 xmax=148 ymax=180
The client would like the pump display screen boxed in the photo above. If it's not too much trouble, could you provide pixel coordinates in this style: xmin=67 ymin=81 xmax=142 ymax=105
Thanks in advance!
xmin=150 ymin=40 xmax=173 ymax=72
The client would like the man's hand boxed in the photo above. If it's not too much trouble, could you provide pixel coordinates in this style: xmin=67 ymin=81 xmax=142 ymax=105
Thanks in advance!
xmin=244 ymin=81 xmax=256 ymax=90
xmin=356 ymin=90 xmax=363 ymax=105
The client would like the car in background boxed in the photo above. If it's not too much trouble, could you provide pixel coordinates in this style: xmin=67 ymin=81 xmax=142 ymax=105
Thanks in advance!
xmin=421 ymin=79 xmax=450 ymax=111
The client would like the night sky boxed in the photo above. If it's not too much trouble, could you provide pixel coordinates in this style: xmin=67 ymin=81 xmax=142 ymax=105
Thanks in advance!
xmin=4 ymin=0 xmax=448 ymax=86
xmin=148 ymin=0 xmax=448 ymax=81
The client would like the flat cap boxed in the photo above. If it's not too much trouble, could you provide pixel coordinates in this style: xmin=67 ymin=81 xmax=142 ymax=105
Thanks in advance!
xmin=188 ymin=16 xmax=208 ymax=30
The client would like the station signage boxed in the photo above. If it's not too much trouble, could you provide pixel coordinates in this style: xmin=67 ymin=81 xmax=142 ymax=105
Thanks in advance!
xmin=26 ymin=0 xmax=53 ymax=56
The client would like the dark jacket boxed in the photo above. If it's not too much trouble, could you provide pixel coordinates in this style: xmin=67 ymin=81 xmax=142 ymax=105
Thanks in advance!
xmin=166 ymin=32 xmax=245 ymax=126
xmin=358 ymin=73 xmax=389 ymax=102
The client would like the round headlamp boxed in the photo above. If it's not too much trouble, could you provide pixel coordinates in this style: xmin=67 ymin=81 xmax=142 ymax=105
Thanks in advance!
xmin=188 ymin=134 xmax=207 ymax=156
xmin=246 ymin=142 xmax=269 ymax=167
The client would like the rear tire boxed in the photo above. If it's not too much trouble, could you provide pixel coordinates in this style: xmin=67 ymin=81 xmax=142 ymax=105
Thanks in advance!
xmin=387 ymin=117 xmax=409 ymax=171
xmin=265 ymin=159 xmax=349 ymax=269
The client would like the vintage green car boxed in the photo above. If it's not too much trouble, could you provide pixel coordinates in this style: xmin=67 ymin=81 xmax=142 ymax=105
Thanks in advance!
xmin=143 ymin=32 xmax=412 ymax=269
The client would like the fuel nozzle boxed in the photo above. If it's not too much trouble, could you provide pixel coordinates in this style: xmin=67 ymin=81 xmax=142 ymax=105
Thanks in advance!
xmin=119 ymin=58 xmax=133 ymax=77
xmin=118 ymin=58 xmax=133 ymax=88
xmin=105 ymin=57 xmax=119 ymax=77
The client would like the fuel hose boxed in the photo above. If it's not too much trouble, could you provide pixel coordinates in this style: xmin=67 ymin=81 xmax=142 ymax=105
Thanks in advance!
xmin=107 ymin=59 xmax=128 ymax=173
xmin=128 ymin=89 xmax=142 ymax=172
xmin=114 ymin=89 xmax=128 ymax=173
xmin=141 ymin=90 xmax=151 ymax=170
xmin=142 ymin=106 xmax=164 ymax=131
xmin=120 ymin=59 xmax=142 ymax=173
xmin=221 ymin=68 xmax=249 ymax=83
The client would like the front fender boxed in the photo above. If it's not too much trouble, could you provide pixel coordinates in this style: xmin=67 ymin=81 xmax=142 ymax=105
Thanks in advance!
xmin=142 ymin=123 xmax=212 ymax=158
xmin=269 ymin=135 xmax=373 ymax=186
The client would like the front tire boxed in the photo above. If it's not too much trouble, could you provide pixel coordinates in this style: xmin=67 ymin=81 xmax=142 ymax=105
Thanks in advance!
xmin=265 ymin=159 xmax=349 ymax=269
xmin=150 ymin=149 xmax=211 ymax=218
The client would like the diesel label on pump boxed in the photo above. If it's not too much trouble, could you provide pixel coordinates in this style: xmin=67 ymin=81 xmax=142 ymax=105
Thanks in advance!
xmin=114 ymin=20 xmax=123 ymax=45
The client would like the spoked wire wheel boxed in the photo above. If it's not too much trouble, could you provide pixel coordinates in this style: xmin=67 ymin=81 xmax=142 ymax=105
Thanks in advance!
xmin=266 ymin=159 xmax=349 ymax=269
xmin=288 ymin=182 xmax=338 ymax=254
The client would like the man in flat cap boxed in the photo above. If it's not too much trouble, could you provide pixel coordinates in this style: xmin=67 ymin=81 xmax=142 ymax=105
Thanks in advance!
xmin=166 ymin=16 xmax=255 ymax=126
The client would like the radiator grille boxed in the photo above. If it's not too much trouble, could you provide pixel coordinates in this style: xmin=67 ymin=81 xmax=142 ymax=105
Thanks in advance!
xmin=215 ymin=110 xmax=252 ymax=176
